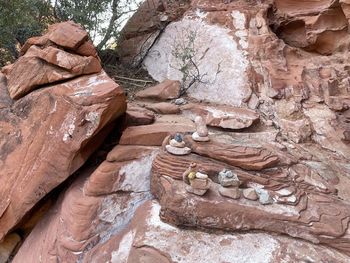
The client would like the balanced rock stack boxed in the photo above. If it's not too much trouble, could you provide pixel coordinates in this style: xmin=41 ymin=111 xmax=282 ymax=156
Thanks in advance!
xmin=192 ymin=116 xmax=210 ymax=142
xmin=183 ymin=163 xmax=211 ymax=196
xmin=166 ymin=133 xmax=191 ymax=155
xmin=218 ymin=169 xmax=241 ymax=199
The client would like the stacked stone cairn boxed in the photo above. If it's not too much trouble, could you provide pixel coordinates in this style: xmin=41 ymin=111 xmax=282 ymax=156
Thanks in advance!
xmin=192 ymin=116 xmax=210 ymax=142
xmin=218 ymin=169 xmax=241 ymax=199
xmin=182 ymin=163 xmax=211 ymax=196
xmin=166 ymin=133 xmax=191 ymax=155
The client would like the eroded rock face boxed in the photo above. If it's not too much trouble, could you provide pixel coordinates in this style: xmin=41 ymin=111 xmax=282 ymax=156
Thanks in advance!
xmin=120 ymin=0 xmax=350 ymax=157
xmin=82 ymin=201 xmax=350 ymax=263
xmin=12 ymin=145 xmax=159 ymax=263
xmin=0 ymin=22 xmax=126 ymax=241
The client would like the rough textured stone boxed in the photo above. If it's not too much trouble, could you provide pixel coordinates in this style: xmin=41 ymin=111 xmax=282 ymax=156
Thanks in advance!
xmin=151 ymin=141 xmax=350 ymax=255
xmin=9 ymin=1 xmax=350 ymax=261
xmin=218 ymin=169 xmax=240 ymax=187
xmin=186 ymin=136 xmax=279 ymax=171
xmin=0 ymin=70 xmax=126 ymax=240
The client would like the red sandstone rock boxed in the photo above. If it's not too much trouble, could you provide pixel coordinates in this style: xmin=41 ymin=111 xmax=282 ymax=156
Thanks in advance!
xmin=120 ymin=122 xmax=194 ymax=146
xmin=151 ymin=149 xmax=350 ymax=255
xmin=12 ymin=145 xmax=159 ymax=263
xmin=118 ymin=0 xmax=190 ymax=66
xmin=135 ymin=79 xmax=181 ymax=100
xmin=0 ymin=21 xmax=126 ymax=241
xmin=124 ymin=104 xmax=155 ymax=127
xmin=5 ymin=45 xmax=101 ymax=99
xmin=182 ymin=103 xmax=260 ymax=130
xmin=4 ymin=21 xmax=102 ymax=100
xmin=8 ymin=1 xmax=350 ymax=261
xmin=20 ymin=22 xmax=97 ymax=58
xmin=0 ymin=71 xmax=126 ymax=241
xmin=186 ymin=136 xmax=279 ymax=170
xmin=0 ymin=233 xmax=21 ymax=262
xmin=145 ymin=102 xmax=180 ymax=114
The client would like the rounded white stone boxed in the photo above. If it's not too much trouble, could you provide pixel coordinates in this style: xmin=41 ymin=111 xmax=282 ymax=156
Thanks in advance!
xmin=166 ymin=145 xmax=191 ymax=155
xmin=195 ymin=172 xmax=208 ymax=179
xmin=192 ymin=132 xmax=210 ymax=142
xmin=169 ymin=139 xmax=185 ymax=148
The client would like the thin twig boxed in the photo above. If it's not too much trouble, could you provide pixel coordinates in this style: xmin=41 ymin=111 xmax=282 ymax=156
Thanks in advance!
xmin=114 ymin=75 xmax=154 ymax=83
xmin=115 ymin=79 xmax=147 ymax=87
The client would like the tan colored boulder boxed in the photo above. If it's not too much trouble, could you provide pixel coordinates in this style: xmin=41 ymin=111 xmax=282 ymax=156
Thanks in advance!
xmin=135 ymin=79 xmax=180 ymax=100
xmin=0 ymin=70 xmax=126 ymax=240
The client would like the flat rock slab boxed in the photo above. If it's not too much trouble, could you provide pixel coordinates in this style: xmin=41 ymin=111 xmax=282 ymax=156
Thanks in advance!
xmin=120 ymin=123 xmax=195 ymax=146
xmin=185 ymin=136 xmax=279 ymax=170
xmin=181 ymin=103 xmax=260 ymax=130
xmin=136 ymin=79 xmax=180 ymax=101
xmin=124 ymin=104 xmax=155 ymax=127
xmin=145 ymin=102 xmax=180 ymax=114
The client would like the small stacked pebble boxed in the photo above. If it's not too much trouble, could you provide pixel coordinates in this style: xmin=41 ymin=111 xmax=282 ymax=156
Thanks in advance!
xmin=182 ymin=163 xmax=211 ymax=196
xmin=192 ymin=116 xmax=210 ymax=142
xmin=218 ymin=169 xmax=241 ymax=199
xmin=166 ymin=133 xmax=191 ymax=155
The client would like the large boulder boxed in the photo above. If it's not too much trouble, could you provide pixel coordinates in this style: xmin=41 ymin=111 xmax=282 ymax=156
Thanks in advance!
xmin=0 ymin=22 xmax=126 ymax=240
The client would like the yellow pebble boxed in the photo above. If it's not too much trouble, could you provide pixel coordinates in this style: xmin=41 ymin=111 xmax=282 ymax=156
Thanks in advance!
xmin=188 ymin=172 xmax=196 ymax=180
